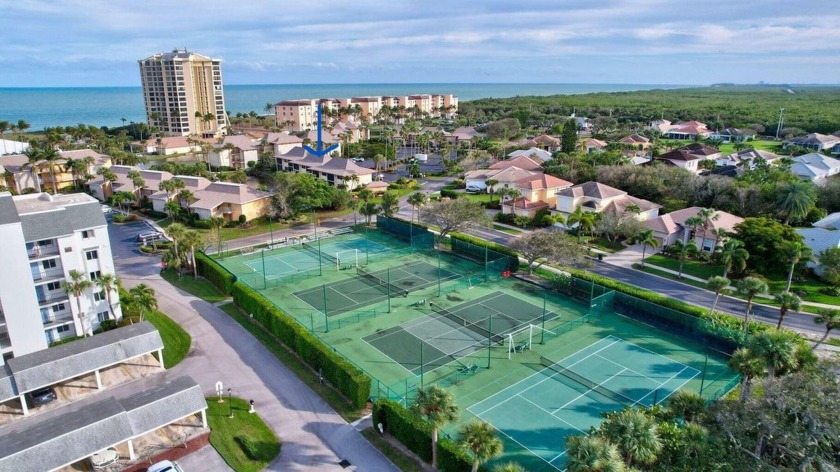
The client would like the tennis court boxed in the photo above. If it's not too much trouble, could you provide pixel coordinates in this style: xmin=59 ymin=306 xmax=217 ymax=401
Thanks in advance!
xmin=293 ymin=260 xmax=461 ymax=316
xmin=467 ymin=335 xmax=700 ymax=471
xmin=364 ymin=291 xmax=555 ymax=375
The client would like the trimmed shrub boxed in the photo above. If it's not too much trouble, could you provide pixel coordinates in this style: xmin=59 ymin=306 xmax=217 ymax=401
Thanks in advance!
xmin=99 ymin=319 xmax=118 ymax=332
xmin=373 ymin=399 xmax=478 ymax=471
xmin=238 ymin=214 xmax=247 ymax=224
xmin=235 ymin=436 xmax=262 ymax=460
xmin=195 ymin=252 xmax=237 ymax=295
xmin=440 ymin=189 xmax=459 ymax=199
xmin=231 ymin=281 xmax=371 ymax=408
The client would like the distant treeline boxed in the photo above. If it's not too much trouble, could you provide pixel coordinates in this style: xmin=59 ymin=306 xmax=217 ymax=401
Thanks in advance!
xmin=459 ymin=86 xmax=840 ymax=135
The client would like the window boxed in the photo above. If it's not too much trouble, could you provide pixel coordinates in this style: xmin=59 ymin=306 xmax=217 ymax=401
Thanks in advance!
xmin=42 ymin=259 xmax=56 ymax=269
xmin=97 ymin=311 xmax=109 ymax=323
xmin=52 ymin=303 xmax=65 ymax=313
xmin=46 ymin=281 xmax=61 ymax=291
xmin=56 ymin=325 xmax=70 ymax=333
xmin=93 ymin=291 xmax=105 ymax=302
xmin=85 ymin=250 xmax=98 ymax=260
xmin=89 ymin=271 xmax=101 ymax=281
xmin=81 ymin=230 xmax=93 ymax=239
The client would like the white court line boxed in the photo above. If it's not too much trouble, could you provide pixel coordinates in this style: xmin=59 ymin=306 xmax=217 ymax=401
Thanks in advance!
xmin=595 ymin=352 xmax=701 ymax=388
xmin=470 ymin=337 xmax=622 ymax=418
xmin=360 ymin=336 xmax=416 ymax=377
xmin=473 ymin=409 xmax=565 ymax=472
xmin=638 ymin=366 xmax=701 ymax=406
xmin=516 ymin=395 xmax=586 ymax=434
xmin=551 ymin=368 xmax=630 ymax=414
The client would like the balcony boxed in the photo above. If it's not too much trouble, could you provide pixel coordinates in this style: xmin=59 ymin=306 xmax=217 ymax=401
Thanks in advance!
xmin=28 ymin=245 xmax=60 ymax=259
xmin=38 ymin=292 xmax=69 ymax=306
xmin=42 ymin=313 xmax=74 ymax=328
xmin=31 ymin=267 xmax=66 ymax=282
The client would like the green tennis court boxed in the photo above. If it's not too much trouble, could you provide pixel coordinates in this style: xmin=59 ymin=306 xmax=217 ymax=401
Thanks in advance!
xmin=467 ymin=335 xmax=701 ymax=471
xmin=364 ymin=291 xmax=556 ymax=375
xmin=293 ymin=261 xmax=461 ymax=316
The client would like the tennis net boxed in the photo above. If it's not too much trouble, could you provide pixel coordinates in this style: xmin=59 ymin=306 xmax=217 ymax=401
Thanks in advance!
xmin=356 ymin=266 xmax=408 ymax=297
xmin=301 ymin=242 xmax=337 ymax=264
xmin=540 ymin=356 xmax=639 ymax=407
xmin=432 ymin=303 xmax=506 ymax=344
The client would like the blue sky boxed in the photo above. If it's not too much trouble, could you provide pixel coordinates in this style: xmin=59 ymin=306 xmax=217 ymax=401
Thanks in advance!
xmin=2 ymin=0 xmax=839 ymax=87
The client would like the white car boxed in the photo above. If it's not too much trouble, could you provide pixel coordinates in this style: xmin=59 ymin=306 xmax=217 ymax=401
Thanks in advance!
xmin=101 ymin=205 xmax=113 ymax=213
xmin=351 ymin=157 xmax=365 ymax=162
xmin=90 ymin=447 xmax=119 ymax=469
xmin=148 ymin=460 xmax=184 ymax=472
xmin=465 ymin=186 xmax=483 ymax=194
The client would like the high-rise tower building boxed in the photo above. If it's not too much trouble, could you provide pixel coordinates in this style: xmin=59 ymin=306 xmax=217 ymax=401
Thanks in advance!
xmin=138 ymin=49 xmax=227 ymax=137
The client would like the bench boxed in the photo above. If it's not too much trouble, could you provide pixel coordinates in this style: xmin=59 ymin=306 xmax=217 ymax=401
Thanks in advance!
xmin=514 ymin=343 xmax=530 ymax=353
xmin=458 ymin=363 xmax=478 ymax=375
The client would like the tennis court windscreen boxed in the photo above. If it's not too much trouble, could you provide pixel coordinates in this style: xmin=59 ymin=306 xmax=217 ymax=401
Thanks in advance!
xmin=356 ymin=266 xmax=408 ymax=297
xmin=539 ymin=356 xmax=637 ymax=407
xmin=301 ymin=242 xmax=337 ymax=264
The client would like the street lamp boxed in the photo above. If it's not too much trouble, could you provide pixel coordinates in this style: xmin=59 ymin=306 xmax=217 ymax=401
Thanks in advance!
xmin=227 ymin=388 xmax=233 ymax=418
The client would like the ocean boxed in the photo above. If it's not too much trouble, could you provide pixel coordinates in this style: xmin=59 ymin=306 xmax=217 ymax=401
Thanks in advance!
xmin=0 ymin=83 xmax=693 ymax=131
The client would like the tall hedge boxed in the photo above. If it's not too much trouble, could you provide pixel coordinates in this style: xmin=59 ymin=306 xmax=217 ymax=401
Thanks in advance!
xmin=196 ymin=251 xmax=236 ymax=295
xmin=372 ymin=399 xmax=479 ymax=472
xmin=231 ymin=281 xmax=371 ymax=408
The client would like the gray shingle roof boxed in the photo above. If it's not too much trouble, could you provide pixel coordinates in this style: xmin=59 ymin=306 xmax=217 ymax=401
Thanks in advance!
xmin=0 ymin=374 xmax=206 ymax=472
xmin=0 ymin=364 xmax=17 ymax=401
xmin=18 ymin=201 xmax=105 ymax=242
xmin=8 ymin=322 xmax=163 ymax=393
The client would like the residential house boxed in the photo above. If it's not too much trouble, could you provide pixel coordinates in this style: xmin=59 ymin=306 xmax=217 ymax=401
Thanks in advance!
xmin=489 ymin=154 xmax=543 ymax=172
xmin=644 ymin=206 xmax=743 ymax=251
xmin=789 ymin=152 xmax=840 ymax=184
xmin=501 ymin=198 xmax=550 ymax=218
xmin=136 ymin=136 xmax=213 ymax=155
xmin=655 ymin=143 xmax=721 ymax=173
xmin=1 ymin=149 xmax=112 ymax=194
xmin=0 ymin=139 xmax=29 ymax=155
xmin=207 ymin=135 xmax=259 ymax=169
xmin=365 ymin=181 xmax=390 ymax=195
xmin=785 ymin=133 xmax=840 ymax=152
xmin=555 ymin=182 xmax=660 ymax=221
xmin=714 ymin=148 xmax=781 ymax=169
xmin=305 ymin=157 xmax=374 ymax=190
xmin=812 ymin=212 xmax=840 ymax=230
xmin=565 ymin=114 xmax=591 ymax=132
xmin=581 ymin=138 xmax=608 ymax=154
xmin=464 ymin=166 xmax=539 ymax=192
xmin=710 ymin=128 xmax=756 ymax=143
xmin=448 ymin=127 xmax=482 ymax=146
xmin=661 ymin=121 xmax=712 ymax=140
xmin=264 ymin=132 xmax=304 ymax=156
xmin=648 ymin=119 xmax=673 ymax=134
xmin=618 ymin=134 xmax=651 ymax=150
xmin=796 ymin=227 xmax=840 ymax=275
xmin=507 ymin=147 xmax=552 ymax=162
xmin=500 ymin=174 xmax=573 ymax=217
xmin=89 ymin=165 xmax=173 ymax=202
xmin=188 ymin=182 xmax=272 ymax=221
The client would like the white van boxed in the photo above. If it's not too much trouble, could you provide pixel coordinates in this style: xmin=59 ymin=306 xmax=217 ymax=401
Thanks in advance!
xmin=414 ymin=153 xmax=428 ymax=162
xmin=136 ymin=231 xmax=166 ymax=244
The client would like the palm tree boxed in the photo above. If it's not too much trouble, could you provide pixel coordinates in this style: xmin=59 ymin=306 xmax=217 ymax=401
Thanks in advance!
xmin=577 ymin=212 xmax=598 ymax=243
xmin=718 ymin=239 xmax=749 ymax=277
xmin=23 ymin=147 xmax=44 ymax=192
xmin=62 ymin=270 xmax=93 ymax=337
xmin=601 ymin=408 xmax=662 ymax=466
xmin=359 ymin=201 xmax=380 ymax=225
xmin=565 ymin=435 xmax=625 ymax=472
xmin=16 ymin=119 xmax=30 ymax=141
xmin=695 ymin=208 xmax=719 ymax=252
xmin=347 ymin=198 xmax=359 ymax=225
xmin=671 ymin=240 xmax=697 ymax=278
xmin=491 ymin=462 xmax=525 ymax=472
xmin=485 ymin=178 xmax=499 ymax=202
xmin=207 ymin=216 xmax=226 ymax=256
xmin=782 ymin=241 xmax=812 ymax=291
xmin=735 ymin=277 xmax=768 ymax=337
xmin=813 ymin=308 xmax=840 ymax=350
xmin=410 ymin=385 xmax=460 ymax=470
xmin=773 ymin=291 xmax=801 ymax=330
xmin=776 ymin=180 xmax=816 ymax=225
xmin=180 ymin=229 xmax=205 ymax=277
xmin=748 ymin=331 xmax=800 ymax=381
xmin=129 ymin=284 xmax=157 ymax=322
xmin=163 ymin=247 xmax=184 ymax=278
xmin=705 ymin=276 xmax=730 ymax=316
xmin=40 ymin=147 xmax=61 ymax=194
xmin=683 ymin=215 xmax=704 ymax=247
xmin=95 ymin=274 xmax=121 ymax=320
xmin=165 ymin=222 xmax=187 ymax=260
xmin=407 ymin=192 xmax=428 ymax=224
xmin=666 ymin=390 xmax=705 ymax=423
xmin=379 ymin=191 xmax=400 ymax=218
xmin=729 ymin=347 xmax=764 ymax=402
xmin=635 ymin=230 xmax=659 ymax=268
xmin=372 ymin=153 xmax=385 ymax=173
xmin=503 ymin=188 xmax=522 ymax=216
xmin=458 ymin=420 xmax=503 ymax=472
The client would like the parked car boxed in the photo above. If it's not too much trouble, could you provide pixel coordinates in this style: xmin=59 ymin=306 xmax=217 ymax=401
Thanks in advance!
xmin=351 ymin=157 xmax=365 ymax=162
xmin=136 ymin=231 xmax=165 ymax=244
xmin=465 ymin=185 xmax=483 ymax=194
xmin=90 ymin=447 xmax=119 ymax=470
xmin=148 ymin=460 xmax=183 ymax=472
xmin=101 ymin=205 xmax=113 ymax=214
xmin=414 ymin=153 xmax=428 ymax=162
xmin=27 ymin=387 xmax=57 ymax=407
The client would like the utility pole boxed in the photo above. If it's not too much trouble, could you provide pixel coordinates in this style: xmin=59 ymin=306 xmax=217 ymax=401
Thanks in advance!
xmin=775 ymin=108 xmax=785 ymax=139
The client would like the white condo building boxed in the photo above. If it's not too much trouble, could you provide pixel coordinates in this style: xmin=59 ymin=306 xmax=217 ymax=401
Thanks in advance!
xmin=0 ymin=192 xmax=121 ymax=364
xmin=139 ymin=49 xmax=228 ymax=137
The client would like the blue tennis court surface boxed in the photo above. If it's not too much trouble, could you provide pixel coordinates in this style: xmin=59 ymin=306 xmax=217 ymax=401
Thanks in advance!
xmin=467 ymin=335 xmax=700 ymax=470
xmin=243 ymin=237 xmax=391 ymax=279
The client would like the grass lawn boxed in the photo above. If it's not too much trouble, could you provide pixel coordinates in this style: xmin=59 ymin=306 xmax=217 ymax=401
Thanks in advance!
xmin=218 ymin=302 xmax=364 ymax=422
xmin=360 ymin=429 xmax=427 ymax=472
xmin=637 ymin=264 xmax=711 ymax=290
xmin=585 ymin=237 xmax=625 ymax=253
xmin=161 ymin=270 xmax=229 ymax=303
xmin=766 ymin=277 xmax=840 ymax=305
xmin=206 ymin=396 xmax=281 ymax=472
xmin=146 ymin=309 xmax=191 ymax=368
xmin=461 ymin=192 xmax=495 ymax=204
xmin=644 ymin=254 xmax=724 ymax=279
xmin=492 ymin=223 xmax=522 ymax=235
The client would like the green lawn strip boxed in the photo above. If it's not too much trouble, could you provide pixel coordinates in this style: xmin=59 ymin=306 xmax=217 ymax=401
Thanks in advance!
xmin=584 ymin=237 xmax=624 ymax=253
xmin=161 ymin=270 xmax=229 ymax=303
xmin=206 ymin=396 xmax=281 ymax=472
xmin=492 ymin=224 xmax=522 ymax=235
xmin=146 ymin=310 xmax=191 ymax=368
xmin=827 ymin=338 xmax=840 ymax=347
xmin=636 ymin=265 xmax=710 ymax=290
xmin=644 ymin=254 xmax=724 ymax=279
xmin=765 ymin=277 xmax=840 ymax=305
xmin=157 ymin=209 xmax=351 ymax=241
xmin=360 ymin=429 xmax=427 ymax=472
xmin=217 ymin=303 xmax=363 ymax=422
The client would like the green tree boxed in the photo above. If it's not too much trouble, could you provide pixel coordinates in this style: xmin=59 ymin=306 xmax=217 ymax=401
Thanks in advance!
xmin=705 ymin=276 xmax=730 ymax=316
xmin=561 ymin=118 xmax=578 ymax=154
xmin=165 ymin=222 xmax=187 ymax=261
xmin=734 ymin=217 xmax=804 ymax=274
xmin=62 ymin=270 xmax=93 ymax=337
xmin=776 ymin=180 xmax=816 ymax=225
xmin=359 ymin=201 xmax=380 ymax=225
xmin=410 ymin=386 xmax=460 ymax=470
xmin=717 ymin=239 xmax=749 ymax=277
xmin=458 ymin=420 xmax=504 ymax=472
xmin=666 ymin=390 xmax=706 ymax=423
xmin=509 ymin=229 xmax=585 ymax=274
xmin=180 ymin=229 xmax=205 ymax=277
xmin=128 ymin=284 xmax=157 ymax=322
xmin=817 ymin=247 xmax=840 ymax=287
xmin=671 ymin=240 xmax=698 ymax=279
xmin=781 ymin=241 xmax=812 ymax=291
xmin=748 ymin=331 xmax=800 ymax=380
xmin=94 ymin=273 xmax=121 ymax=320
xmin=635 ymin=229 xmax=659 ymax=268
xmin=207 ymin=216 xmax=225 ymax=256
xmin=565 ymin=435 xmax=625 ymax=472
xmin=600 ymin=408 xmax=662 ymax=466
xmin=695 ymin=208 xmax=720 ymax=252
xmin=491 ymin=462 xmax=525 ymax=472
xmin=813 ymin=308 xmax=840 ymax=350
xmin=379 ymin=191 xmax=399 ymax=218
xmin=420 ymin=199 xmax=491 ymax=241
xmin=773 ymin=291 xmax=801 ymax=330
xmin=735 ymin=277 xmax=768 ymax=336
xmin=728 ymin=347 xmax=764 ymax=402
xmin=406 ymin=192 xmax=428 ymax=224
xmin=347 ymin=198 xmax=359 ymax=225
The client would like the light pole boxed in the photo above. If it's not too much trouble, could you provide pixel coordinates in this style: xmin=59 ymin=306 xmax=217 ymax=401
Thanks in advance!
xmin=227 ymin=388 xmax=233 ymax=418
xmin=268 ymin=212 xmax=275 ymax=245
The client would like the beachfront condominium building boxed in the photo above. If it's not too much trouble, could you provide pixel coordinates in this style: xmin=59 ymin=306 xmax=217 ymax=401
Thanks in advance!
xmin=0 ymin=192 xmax=122 ymax=364
xmin=139 ymin=49 xmax=228 ymax=138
